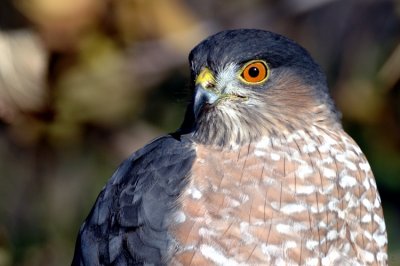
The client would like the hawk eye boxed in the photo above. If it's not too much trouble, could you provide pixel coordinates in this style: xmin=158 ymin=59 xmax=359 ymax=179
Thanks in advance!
xmin=240 ymin=60 xmax=269 ymax=84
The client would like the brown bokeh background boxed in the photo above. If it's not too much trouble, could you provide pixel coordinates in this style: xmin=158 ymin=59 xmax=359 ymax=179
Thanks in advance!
xmin=0 ymin=0 xmax=399 ymax=265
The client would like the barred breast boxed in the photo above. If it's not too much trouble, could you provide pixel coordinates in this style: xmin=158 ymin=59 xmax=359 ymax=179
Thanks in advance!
xmin=170 ymin=126 xmax=387 ymax=266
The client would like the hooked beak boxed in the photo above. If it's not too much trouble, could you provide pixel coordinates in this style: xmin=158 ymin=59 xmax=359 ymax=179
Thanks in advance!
xmin=193 ymin=68 xmax=218 ymax=120
xmin=193 ymin=84 xmax=219 ymax=120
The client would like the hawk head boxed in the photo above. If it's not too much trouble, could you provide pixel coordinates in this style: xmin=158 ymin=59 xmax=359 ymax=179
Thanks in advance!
xmin=179 ymin=29 xmax=340 ymax=147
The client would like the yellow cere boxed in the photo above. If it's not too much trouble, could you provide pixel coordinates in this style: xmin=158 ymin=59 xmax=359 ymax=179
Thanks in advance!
xmin=195 ymin=68 xmax=216 ymax=87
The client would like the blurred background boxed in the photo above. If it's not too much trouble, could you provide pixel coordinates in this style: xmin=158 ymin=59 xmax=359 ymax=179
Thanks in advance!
xmin=0 ymin=0 xmax=399 ymax=265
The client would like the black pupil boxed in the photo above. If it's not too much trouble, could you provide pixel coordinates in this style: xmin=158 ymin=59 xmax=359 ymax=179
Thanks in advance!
xmin=248 ymin=67 xmax=259 ymax=77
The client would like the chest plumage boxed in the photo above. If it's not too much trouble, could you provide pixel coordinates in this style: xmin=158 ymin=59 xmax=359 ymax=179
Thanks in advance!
xmin=172 ymin=127 xmax=386 ymax=265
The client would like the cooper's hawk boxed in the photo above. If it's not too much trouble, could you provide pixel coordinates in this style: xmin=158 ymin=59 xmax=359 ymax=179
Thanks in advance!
xmin=72 ymin=29 xmax=388 ymax=265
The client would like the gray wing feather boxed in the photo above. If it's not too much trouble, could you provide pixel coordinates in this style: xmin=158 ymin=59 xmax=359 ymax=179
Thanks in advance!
xmin=72 ymin=135 xmax=196 ymax=266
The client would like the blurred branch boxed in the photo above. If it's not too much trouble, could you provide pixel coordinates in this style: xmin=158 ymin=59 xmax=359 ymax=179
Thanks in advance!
xmin=378 ymin=43 xmax=400 ymax=92
xmin=282 ymin=0 xmax=338 ymax=14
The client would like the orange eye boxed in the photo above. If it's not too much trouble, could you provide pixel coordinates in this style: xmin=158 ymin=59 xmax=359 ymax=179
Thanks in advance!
xmin=240 ymin=61 xmax=269 ymax=83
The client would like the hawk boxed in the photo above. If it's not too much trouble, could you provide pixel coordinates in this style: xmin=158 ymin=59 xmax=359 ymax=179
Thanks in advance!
xmin=72 ymin=29 xmax=388 ymax=265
